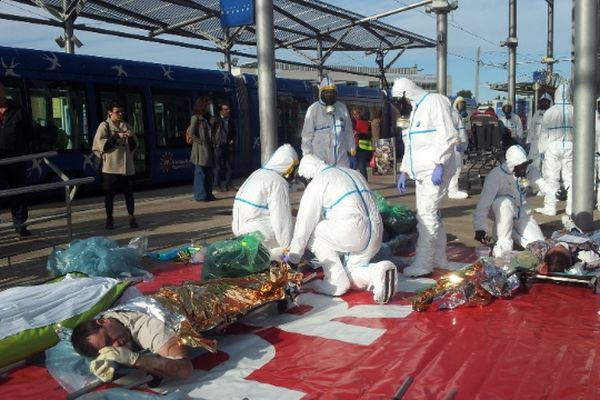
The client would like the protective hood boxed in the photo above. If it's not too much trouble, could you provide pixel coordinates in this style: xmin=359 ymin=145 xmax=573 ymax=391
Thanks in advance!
xmin=453 ymin=96 xmax=465 ymax=111
xmin=540 ymin=92 xmax=553 ymax=105
xmin=391 ymin=77 xmax=427 ymax=102
xmin=555 ymin=83 xmax=571 ymax=105
xmin=502 ymin=100 xmax=512 ymax=107
xmin=298 ymin=154 xmax=327 ymax=180
xmin=505 ymin=144 xmax=531 ymax=171
xmin=318 ymin=76 xmax=336 ymax=96
xmin=263 ymin=144 xmax=299 ymax=177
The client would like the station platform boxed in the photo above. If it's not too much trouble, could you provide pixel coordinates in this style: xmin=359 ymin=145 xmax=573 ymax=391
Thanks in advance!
xmin=0 ymin=170 xmax=597 ymax=290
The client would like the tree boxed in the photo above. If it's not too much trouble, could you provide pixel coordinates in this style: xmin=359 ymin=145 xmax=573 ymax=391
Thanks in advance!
xmin=456 ymin=89 xmax=473 ymax=99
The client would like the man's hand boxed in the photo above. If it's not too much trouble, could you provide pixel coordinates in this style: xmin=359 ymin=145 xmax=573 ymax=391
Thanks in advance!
xmin=89 ymin=359 xmax=116 ymax=382
xmin=539 ymin=153 xmax=545 ymax=161
xmin=474 ymin=230 xmax=487 ymax=244
xmin=431 ymin=164 xmax=444 ymax=185
xmin=397 ymin=172 xmax=407 ymax=194
xmin=97 ymin=346 xmax=140 ymax=366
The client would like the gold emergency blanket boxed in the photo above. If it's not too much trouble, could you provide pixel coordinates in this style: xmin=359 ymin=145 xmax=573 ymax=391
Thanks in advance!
xmin=410 ymin=260 xmax=521 ymax=312
xmin=151 ymin=261 xmax=303 ymax=352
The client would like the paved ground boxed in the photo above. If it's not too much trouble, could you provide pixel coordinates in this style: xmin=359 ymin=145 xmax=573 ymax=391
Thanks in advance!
xmin=1 ymin=166 xmax=598 ymax=290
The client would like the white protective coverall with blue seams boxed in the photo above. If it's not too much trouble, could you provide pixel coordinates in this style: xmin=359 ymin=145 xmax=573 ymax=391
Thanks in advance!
xmin=527 ymin=92 xmax=553 ymax=195
xmin=498 ymin=101 xmax=524 ymax=141
xmin=473 ymin=145 xmax=545 ymax=258
xmin=232 ymin=144 xmax=298 ymax=259
xmin=447 ymin=96 xmax=470 ymax=199
xmin=301 ymin=77 xmax=355 ymax=167
xmin=392 ymin=77 xmax=457 ymax=277
xmin=536 ymin=83 xmax=573 ymax=216
xmin=287 ymin=155 xmax=396 ymax=304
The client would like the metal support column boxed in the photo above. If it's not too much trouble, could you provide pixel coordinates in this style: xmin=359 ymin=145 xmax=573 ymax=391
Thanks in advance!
xmin=427 ymin=1 xmax=457 ymax=96
xmin=546 ymin=0 xmax=554 ymax=74
xmin=255 ymin=0 xmax=277 ymax=164
xmin=64 ymin=14 xmax=75 ymax=54
xmin=572 ymin=0 xmax=597 ymax=230
xmin=475 ymin=47 xmax=480 ymax=102
xmin=224 ymin=28 xmax=232 ymax=73
xmin=316 ymin=38 xmax=323 ymax=82
xmin=436 ymin=11 xmax=448 ymax=95
xmin=507 ymin=0 xmax=518 ymax=106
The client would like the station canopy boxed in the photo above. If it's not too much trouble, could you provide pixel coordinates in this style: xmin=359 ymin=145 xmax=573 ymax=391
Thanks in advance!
xmin=4 ymin=0 xmax=436 ymax=64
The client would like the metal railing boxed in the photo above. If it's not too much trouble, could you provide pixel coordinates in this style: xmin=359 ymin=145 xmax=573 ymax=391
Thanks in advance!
xmin=0 ymin=151 xmax=94 ymax=242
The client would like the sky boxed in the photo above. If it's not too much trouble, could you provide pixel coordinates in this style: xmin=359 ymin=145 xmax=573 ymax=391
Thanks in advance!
xmin=0 ymin=0 xmax=573 ymax=102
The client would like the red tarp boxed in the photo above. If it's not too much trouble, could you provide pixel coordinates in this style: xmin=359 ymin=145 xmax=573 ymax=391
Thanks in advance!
xmin=2 ymin=249 xmax=600 ymax=399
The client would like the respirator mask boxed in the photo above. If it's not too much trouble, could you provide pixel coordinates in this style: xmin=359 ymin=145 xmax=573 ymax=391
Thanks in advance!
xmin=320 ymin=90 xmax=337 ymax=114
xmin=392 ymin=91 xmax=413 ymax=129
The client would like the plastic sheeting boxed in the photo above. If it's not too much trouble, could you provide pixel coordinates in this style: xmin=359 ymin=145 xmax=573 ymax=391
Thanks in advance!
xmin=3 ymin=257 xmax=600 ymax=399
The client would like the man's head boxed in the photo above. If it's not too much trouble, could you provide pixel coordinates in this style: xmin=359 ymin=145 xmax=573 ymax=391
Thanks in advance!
xmin=505 ymin=145 xmax=532 ymax=177
xmin=538 ymin=93 xmax=552 ymax=111
xmin=106 ymin=101 xmax=124 ymax=125
xmin=502 ymin=101 xmax=512 ymax=116
xmin=219 ymin=104 xmax=231 ymax=118
xmin=298 ymin=154 xmax=326 ymax=182
xmin=71 ymin=317 xmax=132 ymax=358
xmin=540 ymin=243 xmax=572 ymax=274
xmin=351 ymin=108 xmax=361 ymax=121
xmin=453 ymin=96 xmax=465 ymax=112
xmin=319 ymin=76 xmax=337 ymax=107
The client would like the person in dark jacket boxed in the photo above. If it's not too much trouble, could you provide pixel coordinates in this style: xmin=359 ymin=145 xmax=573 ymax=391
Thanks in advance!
xmin=213 ymin=103 xmax=237 ymax=192
xmin=0 ymin=82 xmax=32 ymax=236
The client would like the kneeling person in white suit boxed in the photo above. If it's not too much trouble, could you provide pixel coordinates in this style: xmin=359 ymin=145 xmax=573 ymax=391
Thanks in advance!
xmin=232 ymin=144 xmax=298 ymax=258
xmin=287 ymin=155 xmax=396 ymax=304
xmin=473 ymin=145 xmax=545 ymax=258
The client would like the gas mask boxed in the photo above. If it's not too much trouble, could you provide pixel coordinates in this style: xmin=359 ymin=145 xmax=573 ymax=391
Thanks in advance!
xmin=538 ymin=99 xmax=551 ymax=111
xmin=283 ymin=161 xmax=299 ymax=183
xmin=392 ymin=92 xmax=413 ymax=129
xmin=512 ymin=162 xmax=529 ymax=179
xmin=320 ymin=90 xmax=337 ymax=114
xmin=503 ymin=106 xmax=512 ymax=118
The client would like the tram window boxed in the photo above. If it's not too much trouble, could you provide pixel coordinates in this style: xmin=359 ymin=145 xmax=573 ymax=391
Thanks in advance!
xmin=152 ymin=92 xmax=192 ymax=148
xmin=28 ymin=81 xmax=88 ymax=152
xmin=277 ymin=95 xmax=310 ymax=150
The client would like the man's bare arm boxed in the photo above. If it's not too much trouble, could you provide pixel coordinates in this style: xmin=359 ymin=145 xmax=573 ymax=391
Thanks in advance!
xmin=134 ymin=336 xmax=193 ymax=379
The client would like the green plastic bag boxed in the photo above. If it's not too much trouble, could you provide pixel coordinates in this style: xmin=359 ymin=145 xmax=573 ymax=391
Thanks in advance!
xmin=372 ymin=191 xmax=417 ymax=235
xmin=202 ymin=231 xmax=272 ymax=280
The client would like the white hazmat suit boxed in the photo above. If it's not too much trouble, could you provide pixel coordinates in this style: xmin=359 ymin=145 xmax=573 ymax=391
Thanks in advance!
xmin=448 ymin=96 xmax=470 ymax=199
xmin=473 ymin=145 xmax=544 ymax=258
xmin=301 ymin=77 xmax=354 ymax=167
xmin=536 ymin=83 xmax=573 ymax=216
xmin=498 ymin=101 xmax=524 ymax=141
xmin=287 ymin=155 xmax=396 ymax=304
xmin=527 ymin=93 xmax=553 ymax=194
xmin=392 ymin=77 xmax=457 ymax=277
xmin=232 ymin=144 xmax=298 ymax=258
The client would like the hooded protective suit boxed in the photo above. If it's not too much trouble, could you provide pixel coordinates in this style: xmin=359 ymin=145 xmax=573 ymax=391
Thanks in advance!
xmin=232 ymin=144 xmax=298 ymax=257
xmin=498 ymin=101 xmax=524 ymax=141
xmin=473 ymin=145 xmax=544 ymax=257
xmin=287 ymin=155 xmax=396 ymax=304
xmin=527 ymin=93 xmax=553 ymax=194
xmin=536 ymin=83 xmax=573 ymax=216
xmin=301 ymin=77 xmax=354 ymax=167
xmin=392 ymin=77 xmax=456 ymax=277
xmin=448 ymin=96 xmax=470 ymax=199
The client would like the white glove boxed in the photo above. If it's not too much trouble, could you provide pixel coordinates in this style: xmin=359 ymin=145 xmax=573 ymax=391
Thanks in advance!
xmin=97 ymin=346 xmax=140 ymax=366
xmin=89 ymin=358 xmax=116 ymax=382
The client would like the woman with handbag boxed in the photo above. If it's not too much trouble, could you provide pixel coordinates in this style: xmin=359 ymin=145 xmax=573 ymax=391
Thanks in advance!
xmin=188 ymin=96 xmax=217 ymax=202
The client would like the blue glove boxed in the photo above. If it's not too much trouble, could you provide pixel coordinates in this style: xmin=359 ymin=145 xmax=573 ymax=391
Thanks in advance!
xmin=539 ymin=153 xmax=545 ymax=161
xmin=349 ymin=156 xmax=358 ymax=169
xmin=397 ymin=172 xmax=407 ymax=194
xmin=456 ymin=144 xmax=465 ymax=154
xmin=431 ymin=164 xmax=444 ymax=185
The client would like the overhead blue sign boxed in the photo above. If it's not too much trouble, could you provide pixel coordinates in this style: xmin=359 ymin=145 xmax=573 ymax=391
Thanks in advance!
xmin=220 ymin=0 xmax=254 ymax=28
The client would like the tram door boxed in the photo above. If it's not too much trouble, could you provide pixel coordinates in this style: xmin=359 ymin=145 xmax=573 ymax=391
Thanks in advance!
xmin=96 ymin=87 xmax=148 ymax=177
